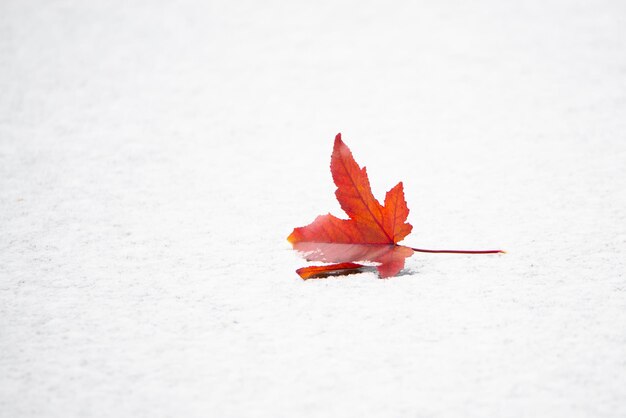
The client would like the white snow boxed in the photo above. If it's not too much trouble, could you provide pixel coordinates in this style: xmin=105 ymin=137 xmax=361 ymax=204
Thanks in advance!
xmin=1 ymin=0 xmax=626 ymax=417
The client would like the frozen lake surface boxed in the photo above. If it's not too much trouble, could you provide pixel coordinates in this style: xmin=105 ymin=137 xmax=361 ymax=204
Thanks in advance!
xmin=1 ymin=0 xmax=625 ymax=416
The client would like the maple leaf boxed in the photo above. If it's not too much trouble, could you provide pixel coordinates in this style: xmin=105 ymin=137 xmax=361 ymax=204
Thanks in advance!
xmin=288 ymin=133 xmax=504 ymax=279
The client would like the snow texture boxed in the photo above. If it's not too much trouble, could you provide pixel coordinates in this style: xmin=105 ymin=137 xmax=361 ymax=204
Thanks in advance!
xmin=1 ymin=0 xmax=626 ymax=417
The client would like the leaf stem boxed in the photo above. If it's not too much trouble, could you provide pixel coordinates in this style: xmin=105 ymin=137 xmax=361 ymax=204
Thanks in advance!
xmin=409 ymin=247 xmax=506 ymax=254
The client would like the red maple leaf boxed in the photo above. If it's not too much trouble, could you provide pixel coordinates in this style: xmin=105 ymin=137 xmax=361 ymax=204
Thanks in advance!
xmin=288 ymin=133 xmax=504 ymax=279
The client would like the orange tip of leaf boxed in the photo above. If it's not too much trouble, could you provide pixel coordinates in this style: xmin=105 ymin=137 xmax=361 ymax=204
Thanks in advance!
xmin=296 ymin=262 xmax=365 ymax=280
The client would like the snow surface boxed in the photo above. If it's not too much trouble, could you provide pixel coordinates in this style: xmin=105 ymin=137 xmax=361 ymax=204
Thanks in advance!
xmin=2 ymin=0 xmax=626 ymax=417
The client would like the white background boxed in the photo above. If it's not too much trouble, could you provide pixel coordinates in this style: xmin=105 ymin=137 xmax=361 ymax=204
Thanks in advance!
xmin=1 ymin=0 xmax=625 ymax=417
